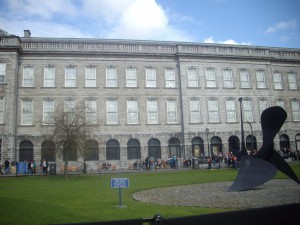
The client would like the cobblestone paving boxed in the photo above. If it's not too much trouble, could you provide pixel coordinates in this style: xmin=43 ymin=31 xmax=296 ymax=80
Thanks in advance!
xmin=132 ymin=179 xmax=300 ymax=209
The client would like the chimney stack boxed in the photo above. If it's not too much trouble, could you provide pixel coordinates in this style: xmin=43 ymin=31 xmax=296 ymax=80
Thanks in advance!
xmin=24 ymin=30 xmax=31 ymax=38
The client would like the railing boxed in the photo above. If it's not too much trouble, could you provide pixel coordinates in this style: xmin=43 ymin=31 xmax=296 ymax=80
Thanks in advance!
xmin=0 ymin=36 xmax=299 ymax=60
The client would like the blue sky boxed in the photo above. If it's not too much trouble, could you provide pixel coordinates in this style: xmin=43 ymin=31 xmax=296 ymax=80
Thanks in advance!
xmin=0 ymin=0 xmax=299 ymax=48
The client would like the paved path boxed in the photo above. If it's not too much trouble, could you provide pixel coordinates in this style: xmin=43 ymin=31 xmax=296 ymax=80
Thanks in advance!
xmin=132 ymin=179 xmax=300 ymax=209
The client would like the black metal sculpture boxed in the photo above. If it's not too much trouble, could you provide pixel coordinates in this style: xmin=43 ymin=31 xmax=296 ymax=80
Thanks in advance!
xmin=228 ymin=106 xmax=300 ymax=191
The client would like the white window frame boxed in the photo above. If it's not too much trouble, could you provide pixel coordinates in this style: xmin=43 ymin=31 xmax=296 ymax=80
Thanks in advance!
xmin=225 ymin=99 xmax=236 ymax=122
xmin=126 ymin=68 xmax=137 ymax=87
xmin=243 ymin=99 xmax=253 ymax=122
xmin=146 ymin=68 xmax=157 ymax=88
xmin=85 ymin=99 xmax=97 ymax=124
xmin=240 ymin=70 xmax=250 ymax=88
xmin=23 ymin=67 xmax=34 ymax=87
xmin=291 ymin=100 xmax=300 ymax=121
xmin=187 ymin=68 xmax=198 ymax=87
xmin=44 ymin=67 xmax=55 ymax=87
xmin=0 ymin=63 xmax=6 ymax=83
xmin=256 ymin=70 xmax=267 ymax=89
xmin=64 ymin=99 xmax=75 ymax=113
xmin=205 ymin=68 xmax=216 ymax=88
xmin=43 ymin=99 xmax=54 ymax=125
xmin=85 ymin=67 xmax=97 ymax=87
xmin=275 ymin=100 xmax=285 ymax=109
xmin=127 ymin=100 xmax=138 ymax=124
xmin=165 ymin=69 xmax=176 ymax=88
xmin=258 ymin=99 xmax=268 ymax=116
xmin=0 ymin=98 xmax=4 ymax=124
xmin=147 ymin=100 xmax=158 ymax=124
xmin=273 ymin=72 xmax=282 ymax=90
xmin=223 ymin=69 xmax=234 ymax=88
xmin=166 ymin=100 xmax=177 ymax=123
xmin=106 ymin=100 xmax=118 ymax=124
xmin=288 ymin=72 xmax=297 ymax=90
xmin=207 ymin=99 xmax=219 ymax=122
xmin=106 ymin=67 xmax=117 ymax=87
xmin=189 ymin=99 xmax=201 ymax=123
xmin=65 ymin=67 xmax=76 ymax=87
xmin=21 ymin=99 xmax=33 ymax=125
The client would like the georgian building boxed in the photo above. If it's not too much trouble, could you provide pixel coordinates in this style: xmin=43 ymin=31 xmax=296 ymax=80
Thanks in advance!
xmin=0 ymin=29 xmax=300 ymax=170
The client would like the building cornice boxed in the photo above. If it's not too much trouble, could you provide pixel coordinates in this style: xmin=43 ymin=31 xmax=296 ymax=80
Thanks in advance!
xmin=1 ymin=36 xmax=300 ymax=63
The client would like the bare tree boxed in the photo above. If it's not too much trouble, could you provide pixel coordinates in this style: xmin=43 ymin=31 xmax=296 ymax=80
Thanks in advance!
xmin=44 ymin=101 xmax=95 ymax=178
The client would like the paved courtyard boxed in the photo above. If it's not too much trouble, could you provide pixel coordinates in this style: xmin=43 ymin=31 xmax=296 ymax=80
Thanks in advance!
xmin=132 ymin=179 xmax=300 ymax=209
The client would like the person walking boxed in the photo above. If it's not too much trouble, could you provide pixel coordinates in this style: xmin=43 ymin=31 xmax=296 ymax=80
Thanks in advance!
xmin=4 ymin=159 xmax=10 ymax=174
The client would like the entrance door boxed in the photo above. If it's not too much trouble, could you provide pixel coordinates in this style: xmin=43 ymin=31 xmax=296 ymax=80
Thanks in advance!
xmin=19 ymin=141 xmax=34 ymax=162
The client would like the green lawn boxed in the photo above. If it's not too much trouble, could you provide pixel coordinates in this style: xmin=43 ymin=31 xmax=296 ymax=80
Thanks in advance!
xmin=1 ymin=164 xmax=299 ymax=225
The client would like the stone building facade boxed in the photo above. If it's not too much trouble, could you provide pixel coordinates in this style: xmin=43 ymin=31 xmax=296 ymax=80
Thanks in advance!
xmin=0 ymin=30 xmax=300 ymax=170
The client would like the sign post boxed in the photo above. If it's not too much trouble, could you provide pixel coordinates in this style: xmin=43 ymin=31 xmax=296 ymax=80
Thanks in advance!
xmin=111 ymin=178 xmax=129 ymax=208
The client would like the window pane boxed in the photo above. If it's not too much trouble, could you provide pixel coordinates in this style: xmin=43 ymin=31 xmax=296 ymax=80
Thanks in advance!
xmin=226 ymin=100 xmax=236 ymax=122
xmin=86 ymin=99 xmax=97 ymax=124
xmin=44 ymin=67 xmax=55 ymax=87
xmin=291 ymin=100 xmax=300 ymax=121
xmin=256 ymin=70 xmax=266 ymax=88
xmin=167 ymin=100 xmax=177 ymax=123
xmin=147 ymin=100 xmax=158 ymax=124
xmin=273 ymin=72 xmax=282 ymax=90
xmin=127 ymin=100 xmax=138 ymax=124
xmin=165 ymin=69 xmax=176 ymax=88
xmin=23 ymin=67 xmax=34 ymax=87
xmin=106 ymin=100 xmax=118 ymax=124
xmin=223 ymin=69 xmax=233 ymax=88
xmin=146 ymin=68 xmax=156 ymax=87
xmin=85 ymin=67 xmax=96 ymax=87
xmin=205 ymin=68 xmax=216 ymax=87
xmin=208 ymin=99 xmax=219 ymax=122
xmin=275 ymin=100 xmax=285 ymax=109
xmin=43 ymin=100 xmax=54 ymax=124
xmin=240 ymin=70 xmax=250 ymax=88
xmin=22 ymin=100 xmax=33 ymax=125
xmin=0 ymin=63 xmax=6 ymax=83
xmin=126 ymin=68 xmax=137 ymax=87
xmin=106 ymin=68 xmax=117 ymax=87
xmin=288 ymin=73 xmax=297 ymax=90
xmin=0 ymin=98 xmax=3 ymax=124
xmin=65 ymin=67 xmax=76 ymax=87
xmin=243 ymin=100 xmax=253 ymax=122
xmin=190 ymin=100 xmax=200 ymax=123
xmin=187 ymin=68 xmax=198 ymax=87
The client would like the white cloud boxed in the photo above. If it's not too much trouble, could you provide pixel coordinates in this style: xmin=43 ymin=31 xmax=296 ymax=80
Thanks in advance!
xmin=0 ymin=0 xmax=193 ymax=41
xmin=203 ymin=36 xmax=251 ymax=45
xmin=264 ymin=20 xmax=297 ymax=34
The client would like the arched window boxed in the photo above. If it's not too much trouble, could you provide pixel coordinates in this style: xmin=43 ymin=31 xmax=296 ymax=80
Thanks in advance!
xmin=85 ymin=139 xmax=99 ymax=161
xmin=19 ymin=140 xmax=34 ymax=162
xmin=296 ymin=133 xmax=300 ymax=152
xmin=41 ymin=140 xmax=55 ymax=161
xmin=191 ymin=137 xmax=204 ymax=157
xmin=148 ymin=138 xmax=161 ymax=158
xmin=127 ymin=139 xmax=141 ymax=160
xmin=228 ymin=136 xmax=240 ymax=153
xmin=210 ymin=136 xmax=222 ymax=155
xmin=106 ymin=139 xmax=120 ymax=160
xmin=168 ymin=138 xmax=181 ymax=158
xmin=63 ymin=140 xmax=77 ymax=161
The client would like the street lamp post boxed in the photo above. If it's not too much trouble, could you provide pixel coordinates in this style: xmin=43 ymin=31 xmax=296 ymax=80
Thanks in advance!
xmin=205 ymin=128 xmax=210 ymax=157
xmin=238 ymin=98 xmax=246 ymax=155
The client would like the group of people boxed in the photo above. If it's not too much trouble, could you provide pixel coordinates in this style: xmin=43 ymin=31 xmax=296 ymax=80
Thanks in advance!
xmin=0 ymin=159 xmax=11 ymax=175
xmin=0 ymin=159 xmax=49 ymax=175
xmin=132 ymin=155 xmax=179 ymax=171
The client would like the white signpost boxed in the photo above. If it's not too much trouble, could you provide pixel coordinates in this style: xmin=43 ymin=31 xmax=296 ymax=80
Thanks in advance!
xmin=111 ymin=178 xmax=129 ymax=207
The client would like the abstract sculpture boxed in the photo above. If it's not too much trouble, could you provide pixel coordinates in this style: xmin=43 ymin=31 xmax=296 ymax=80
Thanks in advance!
xmin=228 ymin=106 xmax=300 ymax=191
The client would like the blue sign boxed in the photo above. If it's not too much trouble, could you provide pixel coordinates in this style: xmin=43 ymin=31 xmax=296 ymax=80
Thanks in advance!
xmin=111 ymin=178 xmax=129 ymax=188
xmin=17 ymin=162 xmax=28 ymax=174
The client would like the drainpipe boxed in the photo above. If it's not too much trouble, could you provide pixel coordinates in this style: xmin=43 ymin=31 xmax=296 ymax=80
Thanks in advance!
xmin=14 ymin=44 xmax=21 ymax=176
xmin=176 ymin=54 xmax=185 ymax=159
